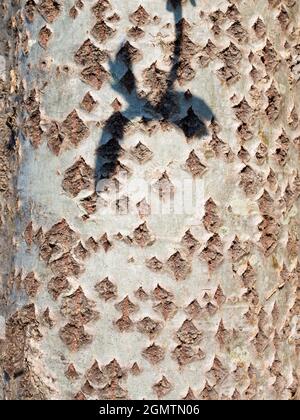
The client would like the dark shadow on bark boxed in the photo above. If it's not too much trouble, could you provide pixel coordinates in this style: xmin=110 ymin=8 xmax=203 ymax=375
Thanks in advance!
xmin=95 ymin=0 xmax=214 ymax=190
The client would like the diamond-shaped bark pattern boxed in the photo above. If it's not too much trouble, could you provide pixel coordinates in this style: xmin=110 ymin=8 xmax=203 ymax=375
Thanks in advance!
xmin=15 ymin=0 xmax=299 ymax=401
xmin=95 ymin=278 xmax=117 ymax=301
xmin=61 ymin=287 xmax=98 ymax=324
xmin=81 ymin=64 xmax=108 ymax=90
xmin=62 ymin=157 xmax=93 ymax=197
xmin=167 ymin=251 xmax=191 ymax=281
xmin=133 ymin=222 xmax=155 ymax=247
xmin=142 ymin=344 xmax=165 ymax=364
xmin=39 ymin=25 xmax=52 ymax=48
xmin=178 ymin=108 xmax=206 ymax=139
xmin=200 ymin=234 xmax=224 ymax=271
xmin=61 ymin=110 xmax=89 ymax=146
xmin=186 ymin=150 xmax=206 ymax=177
xmin=38 ymin=0 xmax=61 ymax=23
xmin=91 ymin=20 xmax=115 ymax=43
xmin=131 ymin=142 xmax=153 ymax=163
xmin=92 ymin=0 xmax=111 ymax=19
xmin=129 ymin=6 xmax=150 ymax=26
xmin=75 ymin=39 xmax=108 ymax=66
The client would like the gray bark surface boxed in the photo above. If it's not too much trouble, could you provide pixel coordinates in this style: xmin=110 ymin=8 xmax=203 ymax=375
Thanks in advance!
xmin=0 ymin=0 xmax=299 ymax=400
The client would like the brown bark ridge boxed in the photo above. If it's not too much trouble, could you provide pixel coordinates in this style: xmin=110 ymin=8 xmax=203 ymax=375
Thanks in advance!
xmin=1 ymin=0 xmax=300 ymax=400
xmin=0 ymin=0 xmax=48 ymax=400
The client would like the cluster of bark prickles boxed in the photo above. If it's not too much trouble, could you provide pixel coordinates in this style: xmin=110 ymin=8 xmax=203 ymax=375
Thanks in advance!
xmin=1 ymin=0 xmax=300 ymax=400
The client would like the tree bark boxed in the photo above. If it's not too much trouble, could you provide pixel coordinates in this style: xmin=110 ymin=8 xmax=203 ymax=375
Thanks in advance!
xmin=0 ymin=0 xmax=299 ymax=400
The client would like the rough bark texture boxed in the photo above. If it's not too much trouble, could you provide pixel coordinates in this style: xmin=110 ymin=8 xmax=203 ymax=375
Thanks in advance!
xmin=1 ymin=0 xmax=300 ymax=400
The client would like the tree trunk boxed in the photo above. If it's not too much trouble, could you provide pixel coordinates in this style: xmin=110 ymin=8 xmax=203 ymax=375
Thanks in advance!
xmin=1 ymin=0 xmax=299 ymax=400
